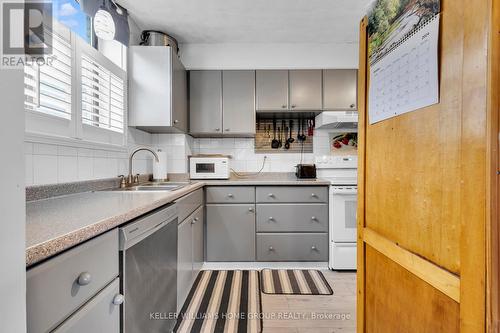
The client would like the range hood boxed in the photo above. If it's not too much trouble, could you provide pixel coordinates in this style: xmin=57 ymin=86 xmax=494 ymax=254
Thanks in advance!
xmin=315 ymin=111 xmax=358 ymax=131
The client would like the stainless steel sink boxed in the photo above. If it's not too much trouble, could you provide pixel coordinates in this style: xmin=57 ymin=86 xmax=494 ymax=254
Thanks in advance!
xmin=117 ymin=182 xmax=189 ymax=192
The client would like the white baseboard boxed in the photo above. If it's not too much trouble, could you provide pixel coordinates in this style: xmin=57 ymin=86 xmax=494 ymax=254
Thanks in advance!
xmin=201 ymin=262 xmax=330 ymax=270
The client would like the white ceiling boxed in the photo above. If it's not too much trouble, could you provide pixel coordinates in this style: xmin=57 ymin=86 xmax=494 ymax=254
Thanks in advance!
xmin=119 ymin=0 xmax=373 ymax=44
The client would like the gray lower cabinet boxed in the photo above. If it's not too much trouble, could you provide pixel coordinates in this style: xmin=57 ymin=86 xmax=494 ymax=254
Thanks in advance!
xmin=289 ymin=70 xmax=323 ymax=110
xmin=256 ymin=204 xmax=328 ymax=233
xmin=52 ymin=278 xmax=120 ymax=333
xmin=27 ymin=230 xmax=119 ymax=333
xmin=206 ymin=204 xmax=256 ymax=261
xmin=256 ymin=186 xmax=328 ymax=203
xmin=189 ymin=70 xmax=223 ymax=135
xmin=222 ymin=70 xmax=255 ymax=135
xmin=177 ymin=198 xmax=204 ymax=312
xmin=257 ymin=233 xmax=328 ymax=261
xmin=256 ymin=70 xmax=289 ymax=111
xmin=177 ymin=216 xmax=193 ymax=311
xmin=323 ymin=69 xmax=358 ymax=110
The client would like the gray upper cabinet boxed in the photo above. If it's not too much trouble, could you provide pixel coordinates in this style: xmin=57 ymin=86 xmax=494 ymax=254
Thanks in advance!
xmin=222 ymin=70 xmax=255 ymax=135
xmin=129 ymin=46 xmax=188 ymax=133
xmin=256 ymin=70 xmax=289 ymax=111
xmin=323 ymin=69 xmax=358 ymax=110
xmin=289 ymin=70 xmax=323 ymax=110
xmin=189 ymin=70 xmax=223 ymax=135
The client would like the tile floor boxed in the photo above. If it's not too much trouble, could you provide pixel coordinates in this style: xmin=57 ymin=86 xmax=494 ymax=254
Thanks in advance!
xmin=261 ymin=270 xmax=356 ymax=333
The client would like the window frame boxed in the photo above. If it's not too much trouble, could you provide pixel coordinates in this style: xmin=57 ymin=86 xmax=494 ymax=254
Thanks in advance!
xmin=25 ymin=21 xmax=128 ymax=149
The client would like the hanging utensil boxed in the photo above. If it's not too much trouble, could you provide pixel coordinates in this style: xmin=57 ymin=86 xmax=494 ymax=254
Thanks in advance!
xmin=288 ymin=120 xmax=295 ymax=144
xmin=278 ymin=127 xmax=282 ymax=148
xmin=271 ymin=120 xmax=279 ymax=149
xmin=284 ymin=126 xmax=290 ymax=150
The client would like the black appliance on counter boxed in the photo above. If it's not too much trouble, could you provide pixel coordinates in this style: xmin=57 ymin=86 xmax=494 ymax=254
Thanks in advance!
xmin=295 ymin=164 xmax=317 ymax=179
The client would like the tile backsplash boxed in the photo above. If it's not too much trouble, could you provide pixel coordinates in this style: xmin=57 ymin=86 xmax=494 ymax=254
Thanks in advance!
xmin=25 ymin=128 xmax=155 ymax=186
xmin=25 ymin=127 xmax=342 ymax=186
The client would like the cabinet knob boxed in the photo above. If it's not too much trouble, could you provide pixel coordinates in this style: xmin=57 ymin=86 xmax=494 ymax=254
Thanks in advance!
xmin=248 ymin=207 xmax=254 ymax=212
xmin=281 ymin=105 xmax=287 ymax=109
xmin=291 ymin=105 xmax=296 ymax=108
xmin=227 ymin=193 xmax=234 ymax=198
xmin=225 ymin=128 xmax=230 ymax=132
xmin=268 ymin=193 xmax=274 ymax=197
xmin=311 ymin=246 xmax=317 ymax=251
xmin=112 ymin=294 xmax=125 ymax=305
xmin=350 ymin=104 xmax=356 ymax=108
xmin=269 ymin=216 xmax=274 ymax=221
xmin=215 ymin=128 xmax=220 ymax=132
xmin=311 ymin=193 xmax=317 ymax=198
xmin=174 ymin=119 xmax=179 ymax=124
xmin=191 ymin=217 xmax=199 ymax=224
xmin=77 ymin=272 xmax=92 ymax=286
xmin=311 ymin=216 xmax=317 ymax=221
xmin=269 ymin=246 xmax=274 ymax=251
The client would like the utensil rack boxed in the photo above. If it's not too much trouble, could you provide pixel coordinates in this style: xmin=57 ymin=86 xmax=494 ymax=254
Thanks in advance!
xmin=254 ymin=117 xmax=314 ymax=154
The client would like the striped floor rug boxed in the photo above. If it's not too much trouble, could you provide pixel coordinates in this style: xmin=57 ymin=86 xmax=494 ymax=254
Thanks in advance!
xmin=260 ymin=269 xmax=333 ymax=295
xmin=174 ymin=270 xmax=262 ymax=333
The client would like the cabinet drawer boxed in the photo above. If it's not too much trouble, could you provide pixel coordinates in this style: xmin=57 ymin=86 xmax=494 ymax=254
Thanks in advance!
xmin=256 ymin=204 xmax=328 ymax=232
xmin=27 ymin=230 xmax=119 ymax=333
xmin=257 ymin=233 xmax=328 ymax=261
xmin=206 ymin=186 xmax=255 ymax=203
xmin=256 ymin=186 xmax=328 ymax=203
xmin=176 ymin=188 xmax=203 ymax=223
xmin=53 ymin=278 xmax=120 ymax=333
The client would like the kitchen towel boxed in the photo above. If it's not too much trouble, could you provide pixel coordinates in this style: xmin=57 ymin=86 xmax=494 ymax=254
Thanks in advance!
xmin=153 ymin=150 xmax=168 ymax=181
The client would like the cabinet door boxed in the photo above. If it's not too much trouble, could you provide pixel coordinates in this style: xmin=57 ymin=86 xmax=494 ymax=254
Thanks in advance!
xmin=189 ymin=70 xmax=223 ymax=134
xmin=323 ymin=69 xmax=358 ymax=110
xmin=256 ymin=70 xmax=289 ymax=110
xmin=222 ymin=70 xmax=255 ymax=135
xmin=177 ymin=218 xmax=193 ymax=311
xmin=206 ymin=204 xmax=256 ymax=261
xmin=289 ymin=70 xmax=322 ymax=110
xmin=172 ymin=52 xmax=188 ymax=132
xmin=191 ymin=206 xmax=204 ymax=277
xmin=52 ymin=278 xmax=120 ymax=333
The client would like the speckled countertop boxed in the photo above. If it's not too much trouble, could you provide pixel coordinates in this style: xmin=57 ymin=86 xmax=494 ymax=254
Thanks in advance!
xmin=26 ymin=183 xmax=204 ymax=266
xmin=26 ymin=174 xmax=330 ymax=267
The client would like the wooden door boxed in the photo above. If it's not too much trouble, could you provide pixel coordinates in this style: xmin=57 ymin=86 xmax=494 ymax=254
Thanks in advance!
xmin=357 ymin=0 xmax=491 ymax=332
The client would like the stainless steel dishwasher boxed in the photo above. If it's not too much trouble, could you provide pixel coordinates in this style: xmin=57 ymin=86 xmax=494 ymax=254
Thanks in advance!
xmin=119 ymin=203 xmax=178 ymax=333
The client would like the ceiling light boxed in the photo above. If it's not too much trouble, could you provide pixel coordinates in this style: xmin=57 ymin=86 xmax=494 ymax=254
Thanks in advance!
xmin=94 ymin=5 xmax=115 ymax=40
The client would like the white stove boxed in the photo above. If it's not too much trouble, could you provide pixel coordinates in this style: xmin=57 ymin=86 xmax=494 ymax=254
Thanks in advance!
xmin=315 ymin=155 xmax=358 ymax=270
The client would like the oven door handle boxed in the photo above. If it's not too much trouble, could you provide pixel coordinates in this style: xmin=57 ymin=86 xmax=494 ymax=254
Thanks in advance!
xmin=331 ymin=189 xmax=358 ymax=195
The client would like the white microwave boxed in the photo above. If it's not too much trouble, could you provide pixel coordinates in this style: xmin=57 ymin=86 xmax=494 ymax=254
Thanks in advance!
xmin=189 ymin=155 xmax=231 ymax=179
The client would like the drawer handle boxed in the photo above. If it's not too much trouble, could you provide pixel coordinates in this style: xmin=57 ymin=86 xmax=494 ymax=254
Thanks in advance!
xmin=311 ymin=246 xmax=318 ymax=251
xmin=113 ymin=294 xmax=125 ymax=305
xmin=77 ymin=272 xmax=92 ymax=286
xmin=248 ymin=207 xmax=254 ymax=212
xmin=191 ymin=217 xmax=199 ymax=225
xmin=269 ymin=246 xmax=274 ymax=251
xmin=227 ymin=193 xmax=234 ymax=198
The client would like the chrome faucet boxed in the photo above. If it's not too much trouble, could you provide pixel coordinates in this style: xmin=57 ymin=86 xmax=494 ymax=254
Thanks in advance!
xmin=128 ymin=147 xmax=159 ymax=185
